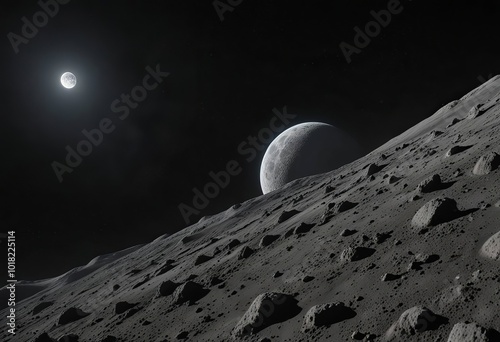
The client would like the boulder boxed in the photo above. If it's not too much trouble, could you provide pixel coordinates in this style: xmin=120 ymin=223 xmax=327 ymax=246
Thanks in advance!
xmin=411 ymin=197 xmax=459 ymax=228
xmin=416 ymin=174 xmax=443 ymax=194
xmin=340 ymin=246 xmax=375 ymax=262
xmin=57 ymin=307 xmax=90 ymax=325
xmin=447 ymin=322 xmax=498 ymax=342
xmin=473 ymin=152 xmax=500 ymax=175
xmin=301 ymin=302 xmax=356 ymax=331
xmin=173 ymin=281 xmax=209 ymax=305
xmin=233 ymin=292 xmax=300 ymax=337
xmin=392 ymin=306 xmax=438 ymax=336
xmin=157 ymin=280 xmax=180 ymax=297
xmin=480 ymin=231 xmax=500 ymax=261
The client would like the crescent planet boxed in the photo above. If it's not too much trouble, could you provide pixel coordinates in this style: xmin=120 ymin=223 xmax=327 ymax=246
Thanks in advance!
xmin=260 ymin=122 xmax=361 ymax=194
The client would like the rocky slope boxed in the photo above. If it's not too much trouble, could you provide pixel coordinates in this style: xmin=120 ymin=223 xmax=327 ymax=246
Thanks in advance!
xmin=3 ymin=77 xmax=500 ymax=342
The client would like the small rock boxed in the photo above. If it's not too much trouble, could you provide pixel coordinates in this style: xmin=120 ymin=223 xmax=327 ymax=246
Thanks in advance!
xmin=238 ymin=246 xmax=254 ymax=260
xmin=284 ymin=228 xmax=295 ymax=238
xmin=381 ymin=273 xmax=401 ymax=281
xmin=373 ymin=232 xmax=391 ymax=244
xmin=115 ymin=301 xmax=138 ymax=315
xmin=426 ymin=130 xmax=444 ymax=142
xmin=340 ymin=229 xmax=357 ymax=237
xmin=364 ymin=163 xmax=383 ymax=177
xmin=176 ymin=331 xmax=189 ymax=340
xmin=100 ymin=336 xmax=117 ymax=342
xmin=325 ymin=185 xmax=335 ymax=194
xmin=209 ymin=276 xmax=224 ymax=286
xmin=414 ymin=253 xmax=440 ymax=263
xmin=260 ymin=234 xmax=280 ymax=247
xmin=410 ymin=194 xmax=422 ymax=202
xmin=302 ymin=276 xmax=314 ymax=282
xmin=407 ymin=261 xmax=423 ymax=271
xmin=277 ymin=209 xmax=300 ymax=223
xmin=173 ymin=281 xmax=209 ymax=305
xmin=340 ymin=247 xmax=375 ymax=262
xmin=352 ymin=331 xmax=366 ymax=340
xmin=226 ymin=239 xmax=241 ymax=249
xmin=446 ymin=145 xmax=472 ymax=157
xmin=155 ymin=262 xmax=175 ymax=276
xmin=57 ymin=307 xmax=90 ymax=325
xmin=294 ymin=222 xmax=315 ymax=234
xmin=58 ymin=334 xmax=79 ymax=342
xmin=273 ymin=271 xmax=283 ymax=278
xmin=364 ymin=333 xmax=377 ymax=341
xmin=301 ymin=302 xmax=356 ymax=331
xmin=334 ymin=200 xmax=358 ymax=213
xmin=416 ymin=174 xmax=443 ymax=193
xmin=388 ymin=175 xmax=401 ymax=184
xmin=32 ymin=301 xmax=54 ymax=315
xmin=233 ymin=292 xmax=301 ymax=336
xmin=447 ymin=117 xmax=462 ymax=128
xmin=124 ymin=307 xmax=141 ymax=319
xmin=157 ymin=280 xmax=180 ymax=297
xmin=467 ymin=104 xmax=486 ymax=119
xmin=34 ymin=333 xmax=56 ymax=342
xmin=194 ymin=254 xmax=212 ymax=266
xmin=453 ymin=169 xmax=463 ymax=177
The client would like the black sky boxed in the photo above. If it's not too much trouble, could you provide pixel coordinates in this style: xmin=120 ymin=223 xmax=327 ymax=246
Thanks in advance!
xmin=1 ymin=0 xmax=499 ymax=280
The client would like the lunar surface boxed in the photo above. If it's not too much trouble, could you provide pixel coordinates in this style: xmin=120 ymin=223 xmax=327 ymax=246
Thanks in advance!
xmin=3 ymin=77 xmax=500 ymax=341
xmin=60 ymin=72 xmax=77 ymax=89
xmin=260 ymin=122 xmax=360 ymax=194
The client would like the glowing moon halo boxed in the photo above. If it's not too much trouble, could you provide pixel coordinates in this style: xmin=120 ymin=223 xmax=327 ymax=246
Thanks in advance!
xmin=60 ymin=72 xmax=77 ymax=89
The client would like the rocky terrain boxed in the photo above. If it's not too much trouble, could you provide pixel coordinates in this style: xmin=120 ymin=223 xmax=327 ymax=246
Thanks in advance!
xmin=2 ymin=76 xmax=500 ymax=341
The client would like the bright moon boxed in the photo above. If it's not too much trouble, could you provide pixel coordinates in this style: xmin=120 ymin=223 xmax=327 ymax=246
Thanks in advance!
xmin=60 ymin=72 xmax=77 ymax=89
